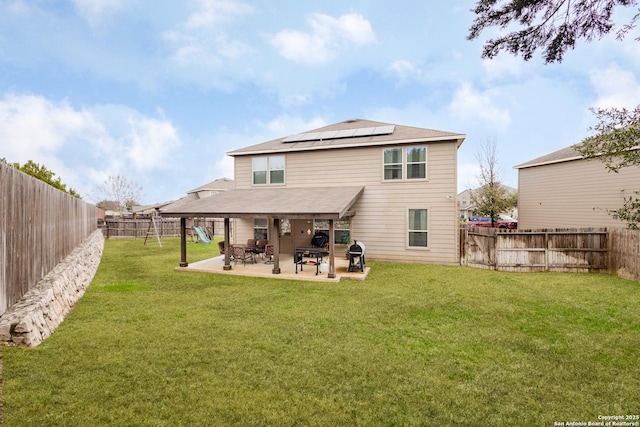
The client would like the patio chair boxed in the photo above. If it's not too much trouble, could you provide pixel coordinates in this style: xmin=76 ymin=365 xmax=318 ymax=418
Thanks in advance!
xmin=218 ymin=241 xmax=234 ymax=260
xmin=255 ymin=239 xmax=269 ymax=258
xmin=232 ymin=245 xmax=255 ymax=266
xmin=264 ymin=244 xmax=274 ymax=264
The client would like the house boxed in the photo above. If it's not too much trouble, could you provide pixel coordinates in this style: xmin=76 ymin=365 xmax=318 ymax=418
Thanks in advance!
xmin=161 ymin=119 xmax=465 ymax=276
xmin=515 ymin=144 xmax=640 ymax=229
xmin=186 ymin=177 xmax=235 ymax=198
xmin=457 ymin=189 xmax=474 ymax=220
xmin=457 ymin=185 xmax=518 ymax=221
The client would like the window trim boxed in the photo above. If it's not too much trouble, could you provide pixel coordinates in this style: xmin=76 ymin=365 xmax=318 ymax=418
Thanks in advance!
xmin=406 ymin=146 xmax=426 ymax=180
xmin=383 ymin=147 xmax=403 ymax=181
xmin=253 ymin=218 xmax=268 ymax=240
xmin=407 ymin=208 xmax=429 ymax=249
xmin=382 ymin=146 xmax=428 ymax=182
xmin=252 ymin=155 xmax=286 ymax=186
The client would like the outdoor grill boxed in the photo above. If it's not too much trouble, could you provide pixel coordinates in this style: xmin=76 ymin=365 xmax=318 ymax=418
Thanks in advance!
xmin=347 ymin=240 xmax=366 ymax=272
xmin=310 ymin=231 xmax=330 ymax=249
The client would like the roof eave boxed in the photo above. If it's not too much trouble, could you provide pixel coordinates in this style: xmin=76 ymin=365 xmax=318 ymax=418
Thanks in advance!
xmin=228 ymin=135 xmax=466 ymax=157
xmin=514 ymin=155 xmax=584 ymax=169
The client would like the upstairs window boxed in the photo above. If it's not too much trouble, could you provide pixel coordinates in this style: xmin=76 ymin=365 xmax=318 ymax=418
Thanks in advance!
xmin=383 ymin=148 xmax=403 ymax=180
xmin=407 ymin=147 xmax=426 ymax=179
xmin=383 ymin=147 xmax=427 ymax=181
xmin=253 ymin=155 xmax=285 ymax=185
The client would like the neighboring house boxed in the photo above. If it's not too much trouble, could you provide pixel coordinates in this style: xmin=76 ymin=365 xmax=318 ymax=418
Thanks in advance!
xmin=186 ymin=177 xmax=235 ymax=199
xmin=135 ymin=178 xmax=236 ymax=215
xmin=457 ymin=186 xmax=517 ymax=221
xmin=161 ymin=119 xmax=465 ymax=275
xmin=457 ymin=189 xmax=475 ymax=220
xmin=515 ymin=145 xmax=640 ymax=229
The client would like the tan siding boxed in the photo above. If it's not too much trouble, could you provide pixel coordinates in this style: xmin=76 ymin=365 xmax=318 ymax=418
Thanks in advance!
xmin=518 ymin=158 xmax=640 ymax=229
xmin=232 ymin=142 xmax=459 ymax=264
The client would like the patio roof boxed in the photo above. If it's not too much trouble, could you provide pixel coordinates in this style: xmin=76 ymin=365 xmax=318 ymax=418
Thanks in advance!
xmin=159 ymin=186 xmax=365 ymax=220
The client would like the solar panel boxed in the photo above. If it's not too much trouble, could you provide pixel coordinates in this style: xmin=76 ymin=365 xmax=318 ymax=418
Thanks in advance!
xmin=283 ymin=125 xmax=395 ymax=143
xmin=334 ymin=129 xmax=358 ymax=138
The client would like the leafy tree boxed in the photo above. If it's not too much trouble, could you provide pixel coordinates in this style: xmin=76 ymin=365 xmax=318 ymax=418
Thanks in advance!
xmin=467 ymin=0 xmax=639 ymax=64
xmin=471 ymin=140 xmax=513 ymax=226
xmin=575 ymin=106 xmax=640 ymax=228
xmin=96 ymin=175 xmax=143 ymax=214
xmin=2 ymin=158 xmax=81 ymax=198
xmin=576 ymin=106 xmax=640 ymax=172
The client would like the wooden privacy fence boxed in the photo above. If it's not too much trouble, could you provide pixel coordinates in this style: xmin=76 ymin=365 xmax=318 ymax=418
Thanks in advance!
xmin=608 ymin=227 xmax=640 ymax=281
xmin=0 ymin=163 xmax=98 ymax=315
xmin=100 ymin=218 xmax=225 ymax=240
xmin=463 ymin=227 xmax=640 ymax=281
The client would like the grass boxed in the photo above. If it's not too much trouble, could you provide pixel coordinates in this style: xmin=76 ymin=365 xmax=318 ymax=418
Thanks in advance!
xmin=4 ymin=238 xmax=640 ymax=426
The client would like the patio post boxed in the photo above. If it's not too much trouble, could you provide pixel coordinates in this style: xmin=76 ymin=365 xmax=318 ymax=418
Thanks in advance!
xmin=272 ymin=218 xmax=281 ymax=274
xmin=223 ymin=217 xmax=232 ymax=271
xmin=328 ymin=219 xmax=336 ymax=278
xmin=179 ymin=217 xmax=188 ymax=267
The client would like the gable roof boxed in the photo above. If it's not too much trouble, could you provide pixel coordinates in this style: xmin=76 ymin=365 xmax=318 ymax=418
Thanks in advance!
xmin=160 ymin=186 xmax=365 ymax=220
xmin=514 ymin=145 xmax=584 ymax=169
xmin=187 ymin=177 xmax=235 ymax=194
xmin=227 ymin=119 xmax=465 ymax=156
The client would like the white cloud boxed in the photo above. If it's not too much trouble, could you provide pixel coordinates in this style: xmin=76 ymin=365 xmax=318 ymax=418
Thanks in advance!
xmin=280 ymin=93 xmax=311 ymax=108
xmin=163 ymin=1 xmax=253 ymax=71
xmin=126 ymin=116 xmax=181 ymax=172
xmin=387 ymin=60 xmax=424 ymax=83
xmin=71 ymin=0 xmax=129 ymax=28
xmin=163 ymin=30 xmax=223 ymax=68
xmin=0 ymin=93 xmax=106 ymax=160
xmin=271 ymin=13 xmax=375 ymax=65
xmin=448 ymin=82 xmax=511 ymax=131
xmin=6 ymin=1 xmax=31 ymax=16
xmin=482 ymin=55 xmax=524 ymax=79
xmin=263 ymin=114 xmax=326 ymax=136
xmin=185 ymin=0 xmax=253 ymax=29
xmin=590 ymin=63 xmax=640 ymax=109
xmin=458 ymin=161 xmax=482 ymax=191
xmin=0 ymin=93 xmax=182 ymax=199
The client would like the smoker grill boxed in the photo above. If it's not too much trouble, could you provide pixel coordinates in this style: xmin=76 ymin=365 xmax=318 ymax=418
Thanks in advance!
xmin=347 ymin=240 xmax=366 ymax=272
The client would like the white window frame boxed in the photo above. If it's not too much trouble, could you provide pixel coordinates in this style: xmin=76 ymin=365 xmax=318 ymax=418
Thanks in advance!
xmin=407 ymin=208 xmax=429 ymax=248
xmin=253 ymin=218 xmax=268 ymax=240
xmin=406 ymin=146 xmax=426 ymax=180
xmin=383 ymin=147 xmax=403 ymax=181
xmin=253 ymin=155 xmax=285 ymax=185
xmin=382 ymin=146 xmax=427 ymax=181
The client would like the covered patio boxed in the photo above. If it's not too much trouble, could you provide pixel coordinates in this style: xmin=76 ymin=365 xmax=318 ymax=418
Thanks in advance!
xmin=178 ymin=253 xmax=369 ymax=282
xmin=160 ymin=186 xmax=367 ymax=281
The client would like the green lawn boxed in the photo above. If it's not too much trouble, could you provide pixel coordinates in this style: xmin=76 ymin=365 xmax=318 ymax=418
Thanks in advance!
xmin=4 ymin=238 xmax=639 ymax=426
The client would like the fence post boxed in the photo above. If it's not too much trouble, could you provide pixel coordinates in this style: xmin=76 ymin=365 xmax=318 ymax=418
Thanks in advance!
xmin=544 ymin=232 xmax=549 ymax=272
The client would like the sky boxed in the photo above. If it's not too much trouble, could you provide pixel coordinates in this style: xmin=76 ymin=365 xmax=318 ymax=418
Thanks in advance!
xmin=1 ymin=0 xmax=639 ymax=205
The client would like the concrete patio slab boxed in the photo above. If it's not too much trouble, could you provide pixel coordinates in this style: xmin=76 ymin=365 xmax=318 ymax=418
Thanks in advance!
xmin=176 ymin=253 xmax=369 ymax=282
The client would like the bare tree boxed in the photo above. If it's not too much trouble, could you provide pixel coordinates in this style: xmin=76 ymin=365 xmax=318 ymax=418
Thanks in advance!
xmin=96 ymin=175 xmax=143 ymax=215
xmin=471 ymin=140 xmax=513 ymax=226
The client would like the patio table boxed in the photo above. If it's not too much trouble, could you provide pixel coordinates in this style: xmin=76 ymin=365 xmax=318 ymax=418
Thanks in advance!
xmin=294 ymin=247 xmax=329 ymax=275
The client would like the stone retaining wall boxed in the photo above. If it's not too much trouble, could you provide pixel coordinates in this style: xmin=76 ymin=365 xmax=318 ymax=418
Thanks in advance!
xmin=0 ymin=230 xmax=104 ymax=347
